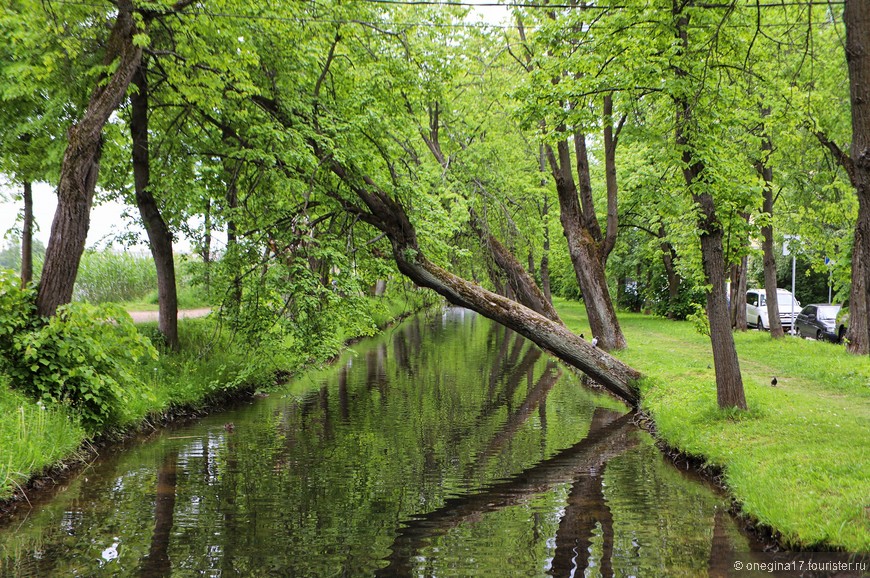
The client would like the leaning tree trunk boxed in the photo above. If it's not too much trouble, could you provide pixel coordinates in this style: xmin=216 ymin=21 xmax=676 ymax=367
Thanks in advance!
xmin=131 ymin=61 xmax=179 ymax=350
xmin=21 ymin=181 xmax=33 ymax=287
xmin=419 ymin=106 xmax=557 ymax=322
xmin=547 ymin=140 xmax=626 ymax=351
xmin=468 ymin=208 xmax=563 ymax=324
xmin=36 ymin=0 xmax=142 ymax=317
xmin=331 ymin=164 xmax=641 ymax=405
xmin=844 ymin=0 xmax=870 ymax=355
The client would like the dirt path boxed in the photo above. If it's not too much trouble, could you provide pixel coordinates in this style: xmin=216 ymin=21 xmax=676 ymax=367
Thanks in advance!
xmin=127 ymin=307 xmax=212 ymax=323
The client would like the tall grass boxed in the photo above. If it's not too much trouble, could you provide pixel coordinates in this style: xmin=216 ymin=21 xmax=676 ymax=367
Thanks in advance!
xmin=555 ymin=298 xmax=870 ymax=552
xmin=0 ymin=375 xmax=86 ymax=498
xmin=73 ymin=250 xmax=158 ymax=303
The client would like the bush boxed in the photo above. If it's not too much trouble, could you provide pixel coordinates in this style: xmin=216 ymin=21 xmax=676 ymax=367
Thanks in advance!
xmin=0 ymin=271 xmax=157 ymax=429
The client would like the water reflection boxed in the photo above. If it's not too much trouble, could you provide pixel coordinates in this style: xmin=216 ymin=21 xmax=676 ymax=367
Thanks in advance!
xmin=0 ymin=307 xmax=836 ymax=577
xmin=139 ymin=449 xmax=177 ymax=577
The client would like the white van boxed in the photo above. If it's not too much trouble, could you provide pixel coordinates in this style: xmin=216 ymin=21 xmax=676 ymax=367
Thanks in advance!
xmin=746 ymin=288 xmax=801 ymax=330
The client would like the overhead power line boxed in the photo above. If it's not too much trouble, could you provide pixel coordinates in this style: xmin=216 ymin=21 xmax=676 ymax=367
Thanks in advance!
xmin=45 ymin=0 xmax=847 ymax=32
xmin=357 ymin=0 xmax=843 ymax=9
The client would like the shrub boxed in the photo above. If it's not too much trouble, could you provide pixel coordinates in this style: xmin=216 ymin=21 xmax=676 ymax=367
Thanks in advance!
xmin=0 ymin=271 xmax=157 ymax=430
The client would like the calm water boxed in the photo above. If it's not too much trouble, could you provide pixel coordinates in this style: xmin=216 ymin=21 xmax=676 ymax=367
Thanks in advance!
xmin=0 ymin=308 xmax=804 ymax=576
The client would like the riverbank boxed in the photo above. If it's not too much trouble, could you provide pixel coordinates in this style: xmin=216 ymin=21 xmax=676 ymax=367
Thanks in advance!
xmin=0 ymin=289 xmax=435 ymax=513
xmin=554 ymin=298 xmax=870 ymax=554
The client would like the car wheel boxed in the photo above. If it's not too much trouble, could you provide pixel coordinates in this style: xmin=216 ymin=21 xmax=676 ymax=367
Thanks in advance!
xmin=816 ymin=330 xmax=823 ymax=341
xmin=757 ymin=318 xmax=764 ymax=331
xmin=838 ymin=326 xmax=847 ymax=343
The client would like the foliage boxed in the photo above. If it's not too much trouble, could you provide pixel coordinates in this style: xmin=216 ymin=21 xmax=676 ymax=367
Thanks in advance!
xmin=0 ymin=238 xmax=44 ymax=278
xmin=685 ymin=303 xmax=710 ymax=337
xmin=0 ymin=271 xmax=157 ymax=429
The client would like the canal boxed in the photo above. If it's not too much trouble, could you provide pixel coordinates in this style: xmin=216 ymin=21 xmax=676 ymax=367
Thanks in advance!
xmin=0 ymin=307 xmax=777 ymax=576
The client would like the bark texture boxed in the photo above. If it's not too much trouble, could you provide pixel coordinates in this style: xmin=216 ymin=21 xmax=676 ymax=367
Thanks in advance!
xmin=546 ymin=137 xmax=626 ymax=351
xmin=468 ymin=208 xmax=563 ymax=324
xmin=131 ymin=61 xmax=180 ymax=350
xmin=693 ymin=190 xmax=747 ymax=409
xmin=730 ymin=255 xmax=748 ymax=331
xmin=844 ymin=0 xmax=870 ymax=355
xmin=660 ymin=232 xmax=682 ymax=317
xmin=36 ymin=0 xmax=142 ymax=317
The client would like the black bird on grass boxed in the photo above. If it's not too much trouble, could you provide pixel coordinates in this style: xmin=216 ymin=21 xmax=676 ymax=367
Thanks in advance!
xmin=771 ymin=377 xmax=778 ymax=387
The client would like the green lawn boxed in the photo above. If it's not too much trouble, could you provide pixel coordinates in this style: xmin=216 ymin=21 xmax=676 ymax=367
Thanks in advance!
xmin=555 ymin=298 xmax=870 ymax=553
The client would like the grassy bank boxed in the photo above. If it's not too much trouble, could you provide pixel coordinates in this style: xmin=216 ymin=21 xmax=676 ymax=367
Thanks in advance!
xmin=555 ymin=297 xmax=870 ymax=553
xmin=0 ymin=289 xmax=434 ymax=503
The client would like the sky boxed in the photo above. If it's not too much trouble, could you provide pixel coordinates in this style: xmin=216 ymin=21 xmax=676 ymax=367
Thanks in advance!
xmin=0 ymin=181 xmax=197 ymax=254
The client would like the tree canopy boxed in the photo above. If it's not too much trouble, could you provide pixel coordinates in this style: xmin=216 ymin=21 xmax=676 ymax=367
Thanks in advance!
xmin=2 ymin=0 xmax=866 ymax=409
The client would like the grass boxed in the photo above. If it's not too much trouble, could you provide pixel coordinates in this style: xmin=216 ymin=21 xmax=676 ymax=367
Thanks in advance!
xmin=554 ymin=297 xmax=870 ymax=553
xmin=0 ymin=376 xmax=87 ymax=499
xmin=0 ymin=288 xmax=435 ymax=503
xmin=118 ymin=283 xmax=214 ymax=311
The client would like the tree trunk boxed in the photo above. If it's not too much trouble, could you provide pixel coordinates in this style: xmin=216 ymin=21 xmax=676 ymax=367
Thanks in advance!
xmin=419 ymin=107 xmax=556 ymax=321
xmin=659 ymin=232 xmax=681 ymax=318
xmin=674 ymin=2 xmax=746 ymax=409
xmin=758 ymin=111 xmax=785 ymax=338
xmin=730 ymin=255 xmax=748 ymax=331
xmin=223 ymin=147 xmax=243 ymax=311
xmin=844 ymin=0 xmax=870 ymax=355
xmin=20 ymin=181 xmax=33 ymax=287
xmin=131 ymin=62 xmax=179 ymax=351
xmin=36 ymin=0 xmax=142 ymax=317
xmin=602 ymin=94 xmax=620 ymax=263
xmin=203 ymin=197 xmax=212 ymax=290
xmin=468 ymin=208 xmax=563 ymax=324
xmin=540 ymin=210 xmax=552 ymax=304
xmin=332 ymin=165 xmax=641 ymax=404
xmin=538 ymin=147 xmax=553 ymax=304
xmin=546 ymin=140 xmax=627 ymax=351
xmin=695 ymin=192 xmax=747 ymax=409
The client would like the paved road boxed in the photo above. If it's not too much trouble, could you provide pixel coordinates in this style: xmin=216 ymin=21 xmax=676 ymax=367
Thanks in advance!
xmin=127 ymin=308 xmax=212 ymax=323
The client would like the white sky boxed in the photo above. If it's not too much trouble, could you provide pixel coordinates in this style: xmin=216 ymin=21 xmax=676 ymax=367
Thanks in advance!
xmin=0 ymin=181 xmax=196 ymax=253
